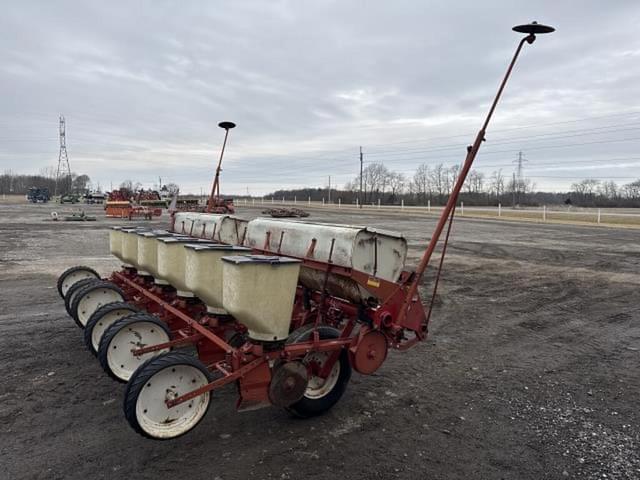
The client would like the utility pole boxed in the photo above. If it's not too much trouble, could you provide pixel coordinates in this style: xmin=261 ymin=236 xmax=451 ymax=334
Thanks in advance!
xmin=54 ymin=115 xmax=72 ymax=196
xmin=359 ymin=146 xmax=363 ymax=208
xmin=328 ymin=175 xmax=331 ymax=204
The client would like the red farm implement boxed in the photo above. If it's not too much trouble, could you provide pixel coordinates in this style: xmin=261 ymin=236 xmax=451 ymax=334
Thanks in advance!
xmin=57 ymin=23 xmax=554 ymax=439
xmin=105 ymin=188 xmax=163 ymax=219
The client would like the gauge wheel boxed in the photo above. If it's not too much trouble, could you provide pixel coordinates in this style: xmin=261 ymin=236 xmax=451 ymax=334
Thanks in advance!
xmin=98 ymin=313 xmax=171 ymax=382
xmin=83 ymin=302 xmax=140 ymax=355
xmin=64 ymin=277 xmax=103 ymax=317
xmin=123 ymin=352 xmax=213 ymax=440
xmin=284 ymin=324 xmax=352 ymax=418
xmin=70 ymin=281 xmax=125 ymax=328
xmin=57 ymin=266 xmax=100 ymax=299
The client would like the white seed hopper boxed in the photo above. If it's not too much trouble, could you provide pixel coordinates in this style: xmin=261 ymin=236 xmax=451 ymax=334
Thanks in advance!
xmin=221 ymin=255 xmax=301 ymax=341
xmin=173 ymin=212 xmax=248 ymax=244
xmin=245 ymin=218 xmax=408 ymax=304
xmin=136 ymin=230 xmax=177 ymax=278
xmin=119 ymin=227 xmax=150 ymax=268
xmin=184 ymin=245 xmax=252 ymax=313
xmin=156 ymin=237 xmax=217 ymax=296
xmin=109 ymin=227 xmax=124 ymax=261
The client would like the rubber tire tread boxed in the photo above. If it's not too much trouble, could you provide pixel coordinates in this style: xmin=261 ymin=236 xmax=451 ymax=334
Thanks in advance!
xmin=83 ymin=301 xmax=140 ymax=355
xmin=57 ymin=265 xmax=100 ymax=299
xmin=70 ymin=281 xmax=125 ymax=328
xmin=97 ymin=313 xmax=171 ymax=383
xmin=64 ymin=277 xmax=102 ymax=316
xmin=123 ymin=351 xmax=213 ymax=440
xmin=285 ymin=324 xmax=352 ymax=418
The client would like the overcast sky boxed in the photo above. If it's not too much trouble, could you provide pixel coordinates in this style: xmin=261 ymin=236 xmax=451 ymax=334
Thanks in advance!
xmin=1 ymin=1 xmax=640 ymax=195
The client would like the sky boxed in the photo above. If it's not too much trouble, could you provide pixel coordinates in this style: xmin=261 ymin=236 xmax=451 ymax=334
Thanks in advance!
xmin=1 ymin=1 xmax=640 ymax=196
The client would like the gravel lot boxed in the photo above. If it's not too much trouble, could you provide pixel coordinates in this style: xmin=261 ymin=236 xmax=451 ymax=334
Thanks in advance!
xmin=1 ymin=202 xmax=639 ymax=480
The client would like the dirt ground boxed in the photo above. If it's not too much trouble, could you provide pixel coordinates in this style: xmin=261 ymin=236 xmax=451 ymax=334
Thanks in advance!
xmin=1 ymin=202 xmax=639 ymax=480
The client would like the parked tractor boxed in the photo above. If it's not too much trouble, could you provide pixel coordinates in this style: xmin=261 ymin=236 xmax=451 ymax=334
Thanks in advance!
xmin=27 ymin=187 xmax=50 ymax=203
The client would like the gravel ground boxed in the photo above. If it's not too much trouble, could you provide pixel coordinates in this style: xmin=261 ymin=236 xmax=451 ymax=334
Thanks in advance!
xmin=0 ymin=202 xmax=639 ymax=480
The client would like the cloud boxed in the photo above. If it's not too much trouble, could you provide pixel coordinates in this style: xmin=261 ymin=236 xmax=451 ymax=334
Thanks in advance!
xmin=0 ymin=1 xmax=639 ymax=194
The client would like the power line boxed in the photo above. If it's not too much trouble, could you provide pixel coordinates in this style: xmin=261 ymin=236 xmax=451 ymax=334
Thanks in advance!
xmin=364 ymin=123 xmax=640 ymax=156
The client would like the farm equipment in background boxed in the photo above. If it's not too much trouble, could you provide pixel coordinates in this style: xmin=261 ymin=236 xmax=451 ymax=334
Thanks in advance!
xmin=51 ymin=210 xmax=97 ymax=222
xmin=262 ymin=207 xmax=310 ymax=218
xmin=105 ymin=188 xmax=163 ymax=219
xmin=56 ymin=22 xmax=554 ymax=440
xmin=85 ymin=191 xmax=106 ymax=204
xmin=205 ymin=122 xmax=236 ymax=214
xmin=27 ymin=187 xmax=50 ymax=203
xmin=60 ymin=193 xmax=81 ymax=204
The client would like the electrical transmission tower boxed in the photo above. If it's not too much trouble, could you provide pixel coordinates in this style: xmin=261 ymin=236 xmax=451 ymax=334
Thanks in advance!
xmin=512 ymin=151 xmax=527 ymax=205
xmin=55 ymin=115 xmax=72 ymax=196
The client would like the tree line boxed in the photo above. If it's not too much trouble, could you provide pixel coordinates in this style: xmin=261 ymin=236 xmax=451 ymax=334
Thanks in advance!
xmin=268 ymin=162 xmax=640 ymax=208
xmin=1 ymin=168 xmax=92 ymax=195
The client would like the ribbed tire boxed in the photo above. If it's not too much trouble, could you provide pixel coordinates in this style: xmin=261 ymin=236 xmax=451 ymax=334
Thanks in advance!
xmin=70 ymin=281 xmax=125 ymax=328
xmin=285 ymin=325 xmax=352 ymax=418
xmin=64 ymin=278 xmax=102 ymax=317
xmin=83 ymin=302 xmax=140 ymax=355
xmin=123 ymin=352 xmax=213 ymax=440
xmin=98 ymin=313 xmax=171 ymax=383
xmin=57 ymin=266 xmax=100 ymax=299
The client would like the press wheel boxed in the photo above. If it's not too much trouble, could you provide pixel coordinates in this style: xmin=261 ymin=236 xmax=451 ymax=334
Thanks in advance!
xmin=83 ymin=302 xmax=140 ymax=355
xmin=284 ymin=324 xmax=352 ymax=418
xmin=98 ymin=313 xmax=171 ymax=382
xmin=64 ymin=277 xmax=102 ymax=317
xmin=57 ymin=266 xmax=100 ymax=299
xmin=70 ymin=281 xmax=125 ymax=328
xmin=123 ymin=352 xmax=212 ymax=440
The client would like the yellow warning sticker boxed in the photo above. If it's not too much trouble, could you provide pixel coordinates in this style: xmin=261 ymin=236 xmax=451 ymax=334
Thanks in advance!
xmin=367 ymin=277 xmax=380 ymax=288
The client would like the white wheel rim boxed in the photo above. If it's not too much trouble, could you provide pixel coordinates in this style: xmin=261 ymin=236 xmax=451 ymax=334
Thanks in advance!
xmin=62 ymin=270 xmax=98 ymax=297
xmin=91 ymin=309 xmax=135 ymax=351
xmin=303 ymin=352 xmax=341 ymax=399
xmin=77 ymin=288 xmax=124 ymax=326
xmin=136 ymin=364 xmax=210 ymax=439
xmin=107 ymin=321 xmax=170 ymax=381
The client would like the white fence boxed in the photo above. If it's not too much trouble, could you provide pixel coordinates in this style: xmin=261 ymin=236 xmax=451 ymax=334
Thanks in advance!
xmin=236 ymin=197 xmax=640 ymax=226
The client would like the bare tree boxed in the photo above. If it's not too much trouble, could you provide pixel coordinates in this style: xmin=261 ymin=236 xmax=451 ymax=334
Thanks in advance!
xmin=72 ymin=174 xmax=91 ymax=194
xmin=599 ymin=180 xmax=618 ymax=199
xmin=431 ymin=163 xmax=446 ymax=201
xmin=489 ymin=169 xmax=505 ymax=198
xmin=119 ymin=179 xmax=142 ymax=192
xmin=622 ymin=180 xmax=640 ymax=199
xmin=411 ymin=163 xmax=431 ymax=204
xmin=388 ymin=172 xmax=406 ymax=200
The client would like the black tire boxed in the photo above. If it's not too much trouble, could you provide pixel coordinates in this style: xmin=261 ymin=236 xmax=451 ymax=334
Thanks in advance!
xmin=83 ymin=302 xmax=140 ymax=356
xmin=64 ymin=277 xmax=102 ymax=316
xmin=98 ymin=313 xmax=171 ymax=383
xmin=57 ymin=266 xmax=100 ymax=299
xmin=70 ymin=281 xmax=125 ymax=328
xmin=123 ymin=351 xmax=213 ymax=440
xmin=285 ymin=324 xmax=352 ymax=418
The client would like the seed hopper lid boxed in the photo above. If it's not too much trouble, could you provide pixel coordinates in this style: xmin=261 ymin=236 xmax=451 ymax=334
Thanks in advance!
xmin=221 ymin=254 xmax=301 ymax=266
xmin=121 ymin=226 xmax=152 ymax=233
xmin=137 ymin=229 xmax=174 ymax=237
xmin=184 ymin=244 xmax=252 ymax=252
xmin=158 ymin=237 xmax=216 ymax=244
